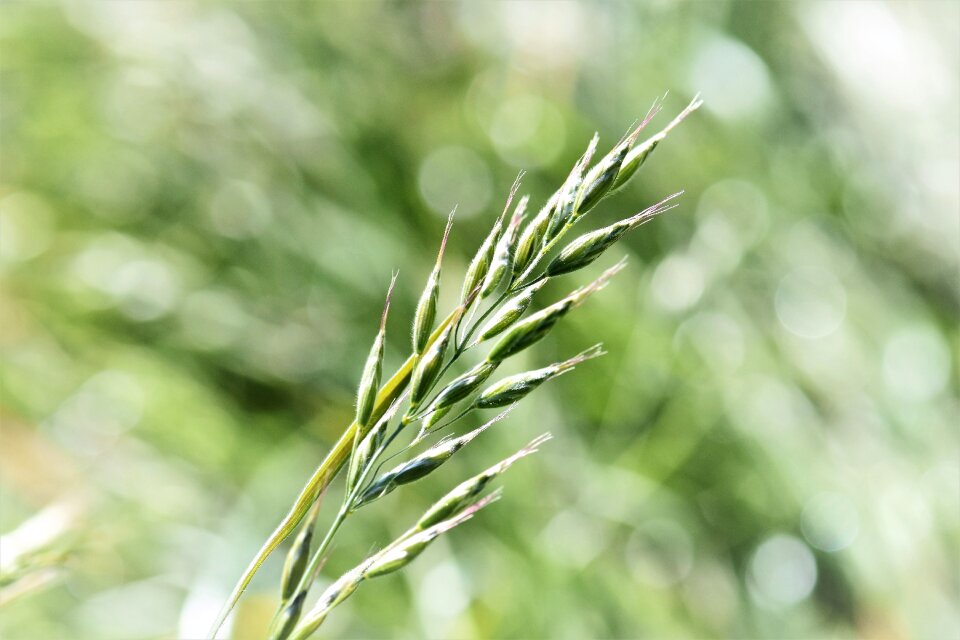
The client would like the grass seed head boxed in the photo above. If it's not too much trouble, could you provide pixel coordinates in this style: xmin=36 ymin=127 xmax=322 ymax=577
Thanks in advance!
xmin=486 ymin=261 xmax=624 ymax=363
xmin=419 ymin=403 xmax=453 ymax=435
xmin=290 ymin=571 xmax=363 ymax=640
xmin=279 ymin=498 xmax=322 ymax=601
xmin=347 ymin=394 xmax=404 ymax=495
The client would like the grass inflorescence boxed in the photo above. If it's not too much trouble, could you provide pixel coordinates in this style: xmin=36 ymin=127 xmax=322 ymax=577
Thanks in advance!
xmin=209 ymin=94 xmax=701 ymax=640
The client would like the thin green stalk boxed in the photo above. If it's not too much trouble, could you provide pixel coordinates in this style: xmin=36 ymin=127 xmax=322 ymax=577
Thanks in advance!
xmin=271 ymin=409 xmax=411 ymax=639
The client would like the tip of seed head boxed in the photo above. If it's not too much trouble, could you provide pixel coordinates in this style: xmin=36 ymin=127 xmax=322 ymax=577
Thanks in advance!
xmin=452 ymin=409 xmax=506 ymax=446
xmin=628 ymin=190 xmax=684 ymax=227
xmin=525 ymin=432 xmax=553 ymax=452
xmin=580 ymin=133 xmax=600 ymax=169
xmin=570 ymin=343 xmax=607 ymax=366
xmin=512 ymin=195 xmax=530 ymax=223
xmin=436 ymin=207 xmax=457 ymax=265
xmin=497 ymin=172 xmax=525 ymax=225
xmin=376 ymin=392 xmax=408 ymax=428
xmin=440 ymin=205 xmax=459 ymax=252
xmin=510 ymin=432 xmax=552 ymax=462
xmin=632 ymin=94 xmax=667 ymax=144
xmin=571 ymin=259 xmax=627 ymax=305
xmin=380 ymin=271 xmax=399 ymax=331
xmin=462 ymin=283 xmax=483 ymax=309
xmin=439 ymin=490 xmax=501 ymax=530
xmin=659 ymin=96 xmax=703 ymax=137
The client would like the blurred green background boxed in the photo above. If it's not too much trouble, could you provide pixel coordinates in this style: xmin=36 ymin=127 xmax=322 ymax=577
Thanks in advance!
xmin=1 ymin=1 xmax=957 ymax=639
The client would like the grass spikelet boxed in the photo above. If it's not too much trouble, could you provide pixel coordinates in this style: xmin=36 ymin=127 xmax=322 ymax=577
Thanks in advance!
xmin=512 ymin=195 xmax=555 ymax=279
xmin=413 ymin=208 xmax=455 ymax=354
xmin=486 ymin=261 xmax=625 ymax=363
xmin=422 ymin=361 xmax=498 ymax=415
xmin=612 ymin=94 xmax=702 ymax=191
xmin=481 ymin=196 xmax=527 ymax=298
xmin=474 ymin=345 xmax=605 ymax=409
xmin=415 ymin=433 xmax=550 ymax=531
xmin=547 ymin=134 xmax=599 ymax=240
xmin=408 ymin=305 xmax=464 ymax=410
xmin=288 ymin=493 xmax=501 ymax=640
xmin=278 ymin=497 xmax=322 ymax=601
xmin=461 ymin=174 xmax=523 ymax=304
xmin=356 ymin=274 xmax=398 ymax=429
xmin=546 ymin=191 xmax=682 ymax=277
xmin=477 ymin=278 xmax=547 ymax=342
xmin=353 ymin=410 xmax=510 ymax=508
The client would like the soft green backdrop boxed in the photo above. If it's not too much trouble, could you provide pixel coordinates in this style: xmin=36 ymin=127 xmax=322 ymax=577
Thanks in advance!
xmin=1 ymin=1 xmax=957 ymax=639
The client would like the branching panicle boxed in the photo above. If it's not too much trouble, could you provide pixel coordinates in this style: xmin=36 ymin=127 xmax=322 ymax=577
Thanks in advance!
xmin=211 ymin=97 xmax=699 ymax=640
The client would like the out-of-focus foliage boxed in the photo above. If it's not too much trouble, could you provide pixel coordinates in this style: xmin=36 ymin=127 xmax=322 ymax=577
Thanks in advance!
xmin=1 ymin=2 xmax=957 ymax=639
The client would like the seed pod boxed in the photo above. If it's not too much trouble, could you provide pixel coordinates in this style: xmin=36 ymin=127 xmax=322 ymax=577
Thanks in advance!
xmin=487 ymin=262 xmax=625 ymax=362
xmin=546 ymin=134 xmax=598 ymax=241
xmin=428 ymin=360 xmax=498 ymax=411
xmin=477 ymin=279 xmax=547 ymax=342
xmin=612 ymin=95 xmax=703 ymax=192
xmin=512 ymin=196 xmax=555 ymax=280
xmin=409 ymin=310 xmax=460 ymax=408
xmin=354 ymin=413 xmax=507 ymax=508
xmin=269 ymin=591 xmax=306 ymax=640
xmin=413 ymin=209 xmax=455 ymax=354
xmin=356 ymin=274 xmax=397 ymax=429
xmin=461 ymin=175 xmax=522 ymax=304
xmin=546 ymin=191 xmax=682 ymax=277
xmin=480 ymin=196 xmax=527 ymax=298
xmin=474 ymin=345 xmax=604 ymax=409
xmin=415 ymin=434 xmax=550 ymax=531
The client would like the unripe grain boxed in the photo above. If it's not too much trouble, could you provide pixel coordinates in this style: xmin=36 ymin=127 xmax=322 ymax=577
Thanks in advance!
xmin=355 ymin=274 xmax=397 ymax=429
xmin=477 ymin=280 xmax=547 ymax=341
xmin=546 ymin=192 xmax=681 ymax=277
xmin=415 ymin=434 xmax=549 ymax=530
xmin=474 ymin=345 xmax=604 ymax=408
xmin=481 ymin=196 xmax=526 ymax=298
xmin=413 ymin=209 xmax=455 ymax=354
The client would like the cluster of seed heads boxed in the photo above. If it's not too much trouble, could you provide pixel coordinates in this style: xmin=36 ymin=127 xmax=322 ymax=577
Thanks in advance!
xmin=209 ymin=94 xmax=701 ymax=640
